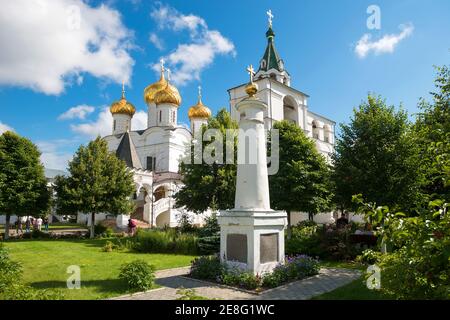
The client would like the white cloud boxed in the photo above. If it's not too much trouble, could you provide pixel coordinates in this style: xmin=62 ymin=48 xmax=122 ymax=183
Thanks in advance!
xmin=58 ymin=105 xmax=95 ymax=120
xmin=355 ymin=24 xmax=414 ymax=59
xmin=71 ymin=107 xmax=147 ymax=138
xmin=0 ymin=0 xmax=135 ymax=95
xmin=149 ymin=33 xmax=165 ymax=50
xmin=0 ymin=121 xmax=14 ymax=134
xmin=37 ymin=140 xmax=75 ymax=171
xmin=149 ymin=4 xmax=235 ymax=86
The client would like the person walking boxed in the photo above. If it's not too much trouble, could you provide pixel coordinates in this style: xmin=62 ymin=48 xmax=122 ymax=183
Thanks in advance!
xmin=16 ymin=218 xmax=23 ymax=235
xmin=128 ymin=219 xmax=137 ymax=236
xmin=36 ymin=217 xmax=43 ymax=231
xmin=43 ymin=217 xmax=49 ymax=232
xmin=25 ymin=218 xmax=31 ymax=233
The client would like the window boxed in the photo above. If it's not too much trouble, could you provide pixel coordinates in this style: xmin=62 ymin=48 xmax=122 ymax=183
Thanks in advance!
xmin=159 ymin=110 xmax=162 ymax=123
xmin=172 ymin=111 xmax=176 ymax=123
xmin=146 ymin=157 xmax=156 ymax=171
xmin=312 ymin=121 xmax=320 ymax=140
xmin=113 ymin=120 xmax=116 ymax=131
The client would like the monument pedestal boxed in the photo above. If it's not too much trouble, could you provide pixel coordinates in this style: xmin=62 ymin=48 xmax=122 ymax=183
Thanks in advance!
xmin=218 ymin=209 xmax=287 ymax=275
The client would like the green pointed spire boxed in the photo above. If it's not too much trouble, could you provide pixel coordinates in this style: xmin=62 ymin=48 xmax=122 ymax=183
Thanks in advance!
xmin=259 ymin=26 xmax=284 ymax=73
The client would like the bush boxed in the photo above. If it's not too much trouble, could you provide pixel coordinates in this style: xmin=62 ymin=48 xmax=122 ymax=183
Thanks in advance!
xmin=198 ymin=216 xmax=220 ymax=255
xmin=0 ymin=244 xmax=23 ymax=291
xmin=356 ymin=249 xmax=382 ymax=265
xmin=22 ymin=230 xmax=51 ymax=239
xmin=190 ymin=256 xmax=225 ymax=281
xmin=119 ymin=260 xmax=155 ymax=292
xmin=220 ymin=267 xmax=261 ymax=290
xmin=262 ymin=255 xmax=320 ymax=288
xmin=132 ymin=229 xmax=198 ymax=255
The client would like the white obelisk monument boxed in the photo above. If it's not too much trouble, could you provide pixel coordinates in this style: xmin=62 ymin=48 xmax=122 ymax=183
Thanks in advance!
xmin=218 ymin=65 xmax=287 ymax=275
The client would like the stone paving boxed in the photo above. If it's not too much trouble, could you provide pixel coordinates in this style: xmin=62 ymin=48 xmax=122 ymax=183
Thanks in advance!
xmin=112 ymin=266 xmax=361 ymax=300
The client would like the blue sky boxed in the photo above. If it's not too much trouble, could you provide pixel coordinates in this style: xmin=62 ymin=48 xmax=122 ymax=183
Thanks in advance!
xmin=0 ymin=0 xmax=449 ymax=170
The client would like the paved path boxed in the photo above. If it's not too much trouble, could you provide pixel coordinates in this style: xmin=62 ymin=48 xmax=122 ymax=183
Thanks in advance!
xmin=112 ymin=267 xmax=361 ymax=300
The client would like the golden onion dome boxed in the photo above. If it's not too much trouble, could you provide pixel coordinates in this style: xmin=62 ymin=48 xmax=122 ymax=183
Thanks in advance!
xmin=144 ymin=71 xmax=167 ymax=104
xmin=154 ymin=82 xmax=182 ymax=106
xmin=110 ymin=85 xmax=136 ymax=117
xmin=188 ymin=97 xmax=211 ymax=119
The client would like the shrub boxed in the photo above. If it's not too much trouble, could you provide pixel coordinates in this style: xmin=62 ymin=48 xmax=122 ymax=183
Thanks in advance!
xmin=174 ymin=233 xmax=198 ymax=255
xmin=262 ymin=255 xmax=320 ymax=288
xmin=22 ymin=230 xmax=51 ymax=239
xmin=119 ymin=260 xmax=155 ymax=292
xmin=133 ymin=229 xmax=198 ymax=255
xmin=198 ymin=216 xmax=220 ymax=255
xmin=0 ymin=244 xmax=23 ymax=291
xmin=190 ymin=255 xmax=225 ymax=281
xmin=356 ymin=249 xmax=382 ymax=265
xmin=220 ymin=267 xmax=261 ymax=290
xmin=94 ymin=224 xmax=108 ymax=236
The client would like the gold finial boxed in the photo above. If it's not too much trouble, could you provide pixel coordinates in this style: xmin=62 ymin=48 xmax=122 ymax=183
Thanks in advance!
xmin=267 ymin=9 xmax=274 ymax=28
xmin=122 ymin=81 xmax=126 ymax=99
xmin=245 ymin=65 xmax=258 ymax=97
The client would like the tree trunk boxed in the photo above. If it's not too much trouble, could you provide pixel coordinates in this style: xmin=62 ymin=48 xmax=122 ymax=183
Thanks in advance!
xmin=90 ymin=212 xmax=95 ymax=239
xmin=286 ymin=210 xmax=292 ymax=240
xmin=4 ymin=213 xmax=10 ymax=240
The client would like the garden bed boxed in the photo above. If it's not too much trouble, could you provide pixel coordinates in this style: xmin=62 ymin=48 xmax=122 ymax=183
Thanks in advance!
xmin=188 ymin=255 xmax=321 ymax=292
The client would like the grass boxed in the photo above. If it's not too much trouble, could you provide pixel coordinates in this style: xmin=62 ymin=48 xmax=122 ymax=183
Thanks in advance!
xmin=3 ymin=238 xmax=196 ymax=300
xmin=312 ymin=276 xmax=393 ymax=300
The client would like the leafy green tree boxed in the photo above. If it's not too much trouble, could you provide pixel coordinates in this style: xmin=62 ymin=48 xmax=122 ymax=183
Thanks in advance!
xmin=413 ymin=65 xmax=450 ymax=201
xmin=175 ymin=109 xmax=238 ymax=213
xmin=54 ymin=137 xmax=135 ymax=238
xmin=0 ymin=131 xmax=50 ymax=240
xmin=269 ymin=121 xmax=333 ymax=238
xmin=332 ymin=95 xmax=422 ymax=213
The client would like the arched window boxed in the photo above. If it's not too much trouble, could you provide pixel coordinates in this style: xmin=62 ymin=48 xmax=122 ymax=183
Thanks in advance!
xmin=283 ymin=96 xmax=298 ymax=125
xmin=159 ymin=110 xmax=162 ymax=123
xmin=324 ymin=125 xmax=332 ymax=143
xmin=312 ymin=121 xmax=320 ymax=140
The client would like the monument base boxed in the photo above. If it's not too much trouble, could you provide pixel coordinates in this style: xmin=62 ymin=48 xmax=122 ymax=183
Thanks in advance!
xmin=217 ymin=209 xmax=287 ymax=275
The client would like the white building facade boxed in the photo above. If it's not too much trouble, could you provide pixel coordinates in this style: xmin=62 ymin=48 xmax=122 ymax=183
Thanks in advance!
xmin=81 ymin=66 xmax=212 ymax=228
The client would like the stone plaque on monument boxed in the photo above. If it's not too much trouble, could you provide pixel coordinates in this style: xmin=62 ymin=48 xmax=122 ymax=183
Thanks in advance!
xmin=260 ymin=233 xmax=278 ymax=264
xmin=226 ymin=234 xmax=247 ymax=263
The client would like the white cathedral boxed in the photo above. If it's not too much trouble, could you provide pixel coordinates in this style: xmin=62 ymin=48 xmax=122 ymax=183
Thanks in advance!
xmin=78 ymin=15 xmax=337 ymax=229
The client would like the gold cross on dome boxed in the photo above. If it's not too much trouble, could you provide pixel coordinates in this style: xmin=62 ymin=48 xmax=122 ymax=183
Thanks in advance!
xmin=267 ymin=9 xmax=274 ymax=27
xmin=166 ymin=68 xmax=171 ymax=81
xmin=198 ymin=85 xmax=202 ymax=99
xmin=122 ymin=81 xmax=126 ymax=98
xmin=160 ymin=58 xmax=165 ymax=72
xmin=247 ymin=65 xmax=255 ymax=83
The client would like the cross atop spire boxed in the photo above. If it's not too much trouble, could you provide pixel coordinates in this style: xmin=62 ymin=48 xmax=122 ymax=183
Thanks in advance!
xmin=122 ymin=81 xmax=126 ymax=99
xmin=198 ymin=85 xmax=202 ymax=100
xmin=267 ymin=9 xmax=274 ymax=28
xmin=166 ymin=68 xmax=171 ymax=82
xmin=160 ymin=58 xmax=165 ymax=72
xmin=247 ymin=65 xmax=255 ymax=83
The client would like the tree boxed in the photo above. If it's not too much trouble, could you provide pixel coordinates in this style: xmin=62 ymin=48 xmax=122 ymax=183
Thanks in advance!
xmin=54 ymin=137 xmax=135 ymax=238
xmin=269 ymin=121 xmax=333 ymax=238
xmin=175 ymin=109 xmax=238 ymax=213
xmin=332 ymin=95 xmax=422 ymax=213
xmin=413 ymin=65 xmax=450 ymax=202
xmin=0 ymin=131 xmax=50 ymax=240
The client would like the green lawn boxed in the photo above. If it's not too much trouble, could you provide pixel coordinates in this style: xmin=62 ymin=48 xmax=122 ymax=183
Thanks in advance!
xmin=312 ymin=276 xmax=393 ymax=300
xmin=4 ymin=239 xmax=196 ymax=300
